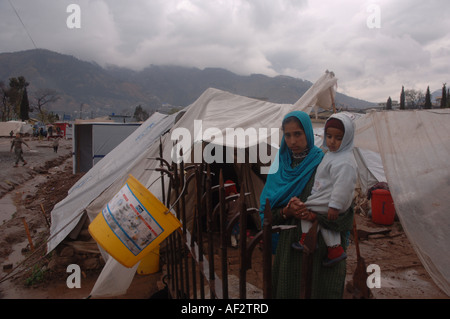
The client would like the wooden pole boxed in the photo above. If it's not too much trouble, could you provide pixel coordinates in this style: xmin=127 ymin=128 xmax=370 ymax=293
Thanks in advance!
xmin=21 ymin=217 xmax=34 ymax=251
xmin=39 ymin=204 xmax=50 ymax=228
xmin=262 ymin=199 xmax=272 ymax=299
xmin=219 ymin=169 xmax=229 ymax=299
xmin=238 ymin=185 xmax=247 ymax=299
xmin=206 ymin=165 xmax=216 ymax=299
xmin=300 ymin=220 xmax=318 ymax=299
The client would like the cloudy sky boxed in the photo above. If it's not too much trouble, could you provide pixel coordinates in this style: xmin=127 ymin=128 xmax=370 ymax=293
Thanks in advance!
xmin=1 ymin=0 xmax=449 ymax=102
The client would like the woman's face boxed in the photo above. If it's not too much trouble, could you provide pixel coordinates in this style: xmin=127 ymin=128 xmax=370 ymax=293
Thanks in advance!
xmin=283 ymin=121 xmax=308 ymax=155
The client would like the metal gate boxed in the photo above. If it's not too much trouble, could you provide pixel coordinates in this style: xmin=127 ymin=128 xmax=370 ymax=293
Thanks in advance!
xmin=154 ymin=153 xmax=275 ymax=299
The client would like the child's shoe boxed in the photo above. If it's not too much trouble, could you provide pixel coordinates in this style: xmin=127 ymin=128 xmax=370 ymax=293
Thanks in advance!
xmin=291 ymin=233 xmax=307 ymax=251
xmin=322 ymin=245 xmax=347 ymax=267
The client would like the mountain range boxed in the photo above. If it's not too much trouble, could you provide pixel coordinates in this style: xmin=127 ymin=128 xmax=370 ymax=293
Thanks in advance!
xmin=0 ymin=49 xmax=376 ymax=119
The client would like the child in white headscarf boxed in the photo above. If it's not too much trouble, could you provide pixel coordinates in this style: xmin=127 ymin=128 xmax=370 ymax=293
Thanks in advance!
xmin=292 ymin=113 xmax=357 ymax=267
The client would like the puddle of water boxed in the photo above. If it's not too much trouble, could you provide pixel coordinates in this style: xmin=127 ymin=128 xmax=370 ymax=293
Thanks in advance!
xmin=0 ymin=194 xmax=16 ymax=225
xmin=1 ymin=240 xmax=29 ymax=279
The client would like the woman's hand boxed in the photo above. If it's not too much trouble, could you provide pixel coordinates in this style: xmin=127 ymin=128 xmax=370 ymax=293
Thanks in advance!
xmin=327 ymin=207 xmax=339 ymax=221
xmin=283 ymin=197 xmax=315 ymax=220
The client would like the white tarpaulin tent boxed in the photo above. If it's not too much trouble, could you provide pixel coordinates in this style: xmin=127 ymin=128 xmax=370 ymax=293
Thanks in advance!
xmin=353 ymin=109 xmax=450 ymax=296
xmin=0 ymin=121 xmax=33 ymax=136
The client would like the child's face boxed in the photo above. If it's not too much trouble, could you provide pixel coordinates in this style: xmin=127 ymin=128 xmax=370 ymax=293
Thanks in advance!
xmin=325 ymin=127 xmax=344 ymax=152
xmin=284 ymin=121 xmax=308 ymax=155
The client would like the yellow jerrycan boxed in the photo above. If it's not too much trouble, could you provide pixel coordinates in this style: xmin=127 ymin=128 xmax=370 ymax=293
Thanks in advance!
xmin=89 ymin=175 xmax=181 ymax=268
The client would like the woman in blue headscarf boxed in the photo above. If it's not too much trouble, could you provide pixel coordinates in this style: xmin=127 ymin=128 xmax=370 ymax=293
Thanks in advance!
xmin=260 ymin=111 xmax=354 ymax=299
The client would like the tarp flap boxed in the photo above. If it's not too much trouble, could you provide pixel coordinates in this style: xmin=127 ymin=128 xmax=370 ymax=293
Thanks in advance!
xmin=293 ymin=70 xmax=337 ymax=115
xmin=367 ymin=109 xmax=450 ymax=296
xmin=90 ymin=256 xmax=140 ymax=298
xmin=353 ymin=147 xmax=386 ymax=194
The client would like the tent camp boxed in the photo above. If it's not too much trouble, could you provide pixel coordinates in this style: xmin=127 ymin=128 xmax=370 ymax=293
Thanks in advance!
xmin=0 ymin=121 xmax=33 ymax=136
xmin=47 ymin=71 xmax=450 ymax=297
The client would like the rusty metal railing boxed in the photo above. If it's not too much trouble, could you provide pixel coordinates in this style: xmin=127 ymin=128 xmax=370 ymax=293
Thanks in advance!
xmin=157 ymin=154 xmax=274 ymax=299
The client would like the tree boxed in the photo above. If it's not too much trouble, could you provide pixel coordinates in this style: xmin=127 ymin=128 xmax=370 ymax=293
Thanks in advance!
xmin=400 ymin=86 xmax=405 ymax=110
xmin=441 ymin=83 xmax=447 ymax=109
xmin=0 ymin=81 xmax=10 ymax=121
xmin=424 ymin=86 xmax=432 ymax=109
xmin=8 ymin=76 xmax=29 ymax=119
xmin=447 ymin=89 xmax=450 ymax=108
xmin=386 ymin=96 xmax=392 ymax=110
xmin=20 ymin=87 xmax=30 ymax=120
xmin=405 ymin=89 xmax=424 ymax=109
xmin=33 ymin=88 xmax=60 ymax=121
xmin=133 ymin=105 xmax=149 ymax=122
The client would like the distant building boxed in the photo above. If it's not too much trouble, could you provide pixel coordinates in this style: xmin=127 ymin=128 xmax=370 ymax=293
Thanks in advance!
xmin=110 ymin=113 xmax=132 ymax=123
xmin=434 ymin=96 xmax=442 ymax=107
xmin=378 ymin=100 xmax=399 ymax=109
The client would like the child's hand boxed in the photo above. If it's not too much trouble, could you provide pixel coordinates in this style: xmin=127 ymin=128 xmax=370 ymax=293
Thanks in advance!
xmin=327 ymin=207 xmax=339 ymax=220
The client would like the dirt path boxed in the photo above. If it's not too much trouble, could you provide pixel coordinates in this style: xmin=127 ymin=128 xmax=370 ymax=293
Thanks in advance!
xmin=0 ymin=136 xmax=447 ymax=299
xmin=0 ymin=137 xmax=160 ymax=299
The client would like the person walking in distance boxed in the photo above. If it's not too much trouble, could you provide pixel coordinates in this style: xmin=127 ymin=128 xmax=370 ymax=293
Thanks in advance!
xmin=10 ymin=132 xmax=30 ymax=167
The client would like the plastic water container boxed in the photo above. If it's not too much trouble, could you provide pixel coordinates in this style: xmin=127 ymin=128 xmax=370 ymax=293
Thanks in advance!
xmin=371 ymin=189 xmax=396 ymax=225
xmin=89 ymin=175 xmax=181 ymax=268
xmin=137 ymin=245 xmax=160 ymax=275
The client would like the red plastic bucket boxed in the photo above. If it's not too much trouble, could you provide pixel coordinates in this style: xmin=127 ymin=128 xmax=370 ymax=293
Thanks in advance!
xmin=371 ymin=189 xmax=395 ymax=225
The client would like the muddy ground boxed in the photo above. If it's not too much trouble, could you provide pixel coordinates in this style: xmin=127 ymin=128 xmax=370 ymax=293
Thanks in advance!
xmin=0 ymin=136 xmax=448 ymax=300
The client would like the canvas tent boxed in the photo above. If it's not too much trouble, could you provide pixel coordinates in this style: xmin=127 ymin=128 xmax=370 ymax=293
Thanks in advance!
xmin=0 ymin=121 xmax=33 ymax=136
xmin=47 ymin=70 xmax=450 ymax=297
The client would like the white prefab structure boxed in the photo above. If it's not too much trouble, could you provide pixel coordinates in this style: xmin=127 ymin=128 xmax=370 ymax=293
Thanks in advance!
xmin=73 ymin=122 xmax=140 ymax=173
